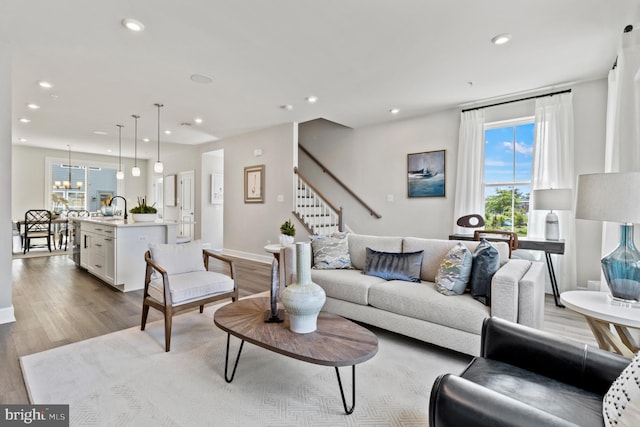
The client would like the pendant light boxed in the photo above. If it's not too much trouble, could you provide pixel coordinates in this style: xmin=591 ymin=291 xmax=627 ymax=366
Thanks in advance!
xmin=116 ymin=124 xmax=124 ymax=180
xmin=131 ymin=114 xmax=141 ymax=177
xmin=154 ymin=103 xmax=164 ymax=173
xmin=63 ymin=144 xmax=71 ymax=189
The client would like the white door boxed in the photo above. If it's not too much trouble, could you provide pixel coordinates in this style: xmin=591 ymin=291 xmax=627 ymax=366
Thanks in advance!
xmin=179 ymin=170 xmax=195 ymax=240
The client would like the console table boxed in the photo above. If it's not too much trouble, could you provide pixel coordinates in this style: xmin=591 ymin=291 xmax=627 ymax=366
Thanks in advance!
xmin=449 ymin=233 xmax=566 ymax=307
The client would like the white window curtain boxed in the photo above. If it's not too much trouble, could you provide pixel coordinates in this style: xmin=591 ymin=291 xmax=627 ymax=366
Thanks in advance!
xmin=530 ymin=93 xmax=576 ymax=292
xmin=453 ymin=109 xmax=485 ymax=234
xmin=602 ymin=26 xmax=640 ymax=284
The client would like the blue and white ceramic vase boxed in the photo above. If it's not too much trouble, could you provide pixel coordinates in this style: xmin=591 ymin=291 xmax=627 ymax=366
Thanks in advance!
xmin=281 ymin=242 xmax=326 ymax=333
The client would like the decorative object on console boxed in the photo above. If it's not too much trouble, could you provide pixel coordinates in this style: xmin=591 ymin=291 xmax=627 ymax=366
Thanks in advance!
xmin=279 ymin=219 xmax=295 ymax=245
xmin=456 ymin=214 xmax=485 ymax=229
xmin=281 ymin=242 xmax=326 ymax=333
xmin=265 ymin=257 xmax=284 ymax=323
xmin=532 ymin=188 xmax=572 ymax=241
xmin=576 ymin=172 xmax=640 ymax=302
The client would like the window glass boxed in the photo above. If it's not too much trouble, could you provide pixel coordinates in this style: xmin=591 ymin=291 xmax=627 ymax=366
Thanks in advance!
xmin=50 ymin=162 xmax=117 ymax=213
xmin=484 ymin=121 xmax=534 ymax=236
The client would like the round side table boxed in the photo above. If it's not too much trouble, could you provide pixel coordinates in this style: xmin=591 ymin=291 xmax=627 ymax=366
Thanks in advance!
xmin=560 ymin=290 xmax=640 ymax=358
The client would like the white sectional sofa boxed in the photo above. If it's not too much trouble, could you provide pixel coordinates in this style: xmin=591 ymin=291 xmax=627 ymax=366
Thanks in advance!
xmin=281 ymin=234 xmax=545 ymax=356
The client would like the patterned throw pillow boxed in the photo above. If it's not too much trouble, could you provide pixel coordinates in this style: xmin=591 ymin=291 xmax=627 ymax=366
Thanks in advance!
xmin=362 ymin=248 xmax=424 ymax=283
xmin=310 ymin=235 xmax=352 ymax=269
xmin=469 ymin=239 xmax=500 ymax=306
xmin=435 ymin=242 xmax=472 ymax=295
xmin=603 ymin=352 xmax=640 ymax=427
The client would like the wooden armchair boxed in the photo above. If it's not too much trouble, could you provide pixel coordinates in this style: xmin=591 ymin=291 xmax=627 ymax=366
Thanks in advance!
xmin=141 ymin=241 xmax=238 ymax=351
xmin=474 ymin=229 xmax=519 ymax=257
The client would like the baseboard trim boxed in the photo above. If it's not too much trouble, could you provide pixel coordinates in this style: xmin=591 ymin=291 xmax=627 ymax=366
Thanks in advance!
xmin=0 ymin=305 xmax=16 ymax=325
xmin=222 ymin=249 xmax=271 ymax=264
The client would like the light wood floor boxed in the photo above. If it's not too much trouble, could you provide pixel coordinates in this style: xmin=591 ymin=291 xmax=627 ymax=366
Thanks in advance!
xmin=1 ymin=254 xmax=596 ymax=404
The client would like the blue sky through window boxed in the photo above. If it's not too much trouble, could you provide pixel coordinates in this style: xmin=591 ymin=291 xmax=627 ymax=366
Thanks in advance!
xmin=484 ymin=123 xmax=534 ymax=198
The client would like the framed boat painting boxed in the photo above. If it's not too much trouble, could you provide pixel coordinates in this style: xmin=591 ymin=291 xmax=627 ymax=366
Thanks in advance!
xmin=407 ymin=150 xmax=445 ymax=197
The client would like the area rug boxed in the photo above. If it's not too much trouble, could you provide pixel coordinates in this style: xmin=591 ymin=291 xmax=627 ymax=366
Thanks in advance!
xmin=21 ymin=300 xmax=471 ymax=426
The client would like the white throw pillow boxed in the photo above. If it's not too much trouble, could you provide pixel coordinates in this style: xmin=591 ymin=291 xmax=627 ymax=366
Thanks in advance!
xmin=603 ymin=352 xmax=640 ymax=427
xmin=149 ymin=240 xmax=206 ymax=276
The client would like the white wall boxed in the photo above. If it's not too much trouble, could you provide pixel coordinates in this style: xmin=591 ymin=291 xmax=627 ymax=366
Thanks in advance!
xmin=300 ymin=78 xmax=610 ymax=290
xmin=0 ymin=42 xmax=13 ymax=323
xmin=12 ymin=145 xmax=148 ymax=219
xmin=201 ymin=150 xmax=224 ymax=250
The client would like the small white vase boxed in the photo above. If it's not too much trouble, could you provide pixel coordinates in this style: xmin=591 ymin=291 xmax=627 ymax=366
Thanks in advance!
xmin=279 ymin=234 xmax=294 ymax=245
xmin=281 ymin=242 xmax=326 ymax=333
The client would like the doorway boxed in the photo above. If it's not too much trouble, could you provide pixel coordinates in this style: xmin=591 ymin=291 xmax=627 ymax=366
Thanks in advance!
xmin=179 ymin=170 xmax=195 ymax=241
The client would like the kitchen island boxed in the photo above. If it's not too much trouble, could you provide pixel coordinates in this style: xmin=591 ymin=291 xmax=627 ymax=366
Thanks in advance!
xmin=70 ymin=217 xmax=178 ymax=292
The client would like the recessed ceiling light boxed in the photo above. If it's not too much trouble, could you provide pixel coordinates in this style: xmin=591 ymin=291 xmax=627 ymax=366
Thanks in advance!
xmin=164 ymin=130 xmax=171 ymax=135
xmin=27 ymin=103 xmax=40 ymax=110
xmin=194 ymin=117 xmax=203 ymax=124
xmin=491 ymin=33 xmax=512 ymax=45
xmin=280 ymin=104 xmax=293 ymax=111
xmin=18 ymin=138 xmax=27 ymax=142
xmin=38 ymin=80 xmax=53 ymax=89
xmin=121 ymin=18 xmax=145 ymax=32
xmin=190 ymin=74 xmax=213 ymax=84
xmin=306 ymin=96 xmax=318 ymax=104
xmin=390 ymin=108 xmax=400 ymax=114
xmin=107 ymin=149 xmax=112 ymax=153
xmin=93 ymin=130 xmax=108 ymax=135
xmin=143 ymin=138 xmax=150 ymax=142
xmin=19 ymin=118 xmax=30 ymax=123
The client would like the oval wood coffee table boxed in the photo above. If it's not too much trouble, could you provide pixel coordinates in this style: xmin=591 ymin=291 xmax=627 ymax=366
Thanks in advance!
xmin=214 ymin=297 xmax=378 ymax=414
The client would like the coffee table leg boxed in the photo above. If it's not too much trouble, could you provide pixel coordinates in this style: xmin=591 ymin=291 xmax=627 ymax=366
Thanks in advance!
xmin=224 ymin=333 xmax=245 ymax=383
xmin=335 ymin=366 xmax=356 ymax=415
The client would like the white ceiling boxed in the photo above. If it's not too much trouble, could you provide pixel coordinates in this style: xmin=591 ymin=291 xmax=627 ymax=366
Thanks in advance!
xmin=1 ymin=0 xmax=638 ymax=160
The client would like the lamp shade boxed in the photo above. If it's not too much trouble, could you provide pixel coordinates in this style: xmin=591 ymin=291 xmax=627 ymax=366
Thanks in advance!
xmin=532 ymin=188 xmax=572 ymax=211
xmin=575 ymin=172 xmax=640 ymax=223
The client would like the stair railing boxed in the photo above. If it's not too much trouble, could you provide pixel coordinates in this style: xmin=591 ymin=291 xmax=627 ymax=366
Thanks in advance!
xmin=293 ymin=167 xmax=343 ymax=236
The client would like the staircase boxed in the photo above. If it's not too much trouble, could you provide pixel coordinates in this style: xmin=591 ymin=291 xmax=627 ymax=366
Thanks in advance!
xmin=292 ymin=170 xmax=343 ymax=236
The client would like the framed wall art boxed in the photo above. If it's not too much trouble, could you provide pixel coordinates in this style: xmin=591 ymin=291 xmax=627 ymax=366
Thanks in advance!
xmin=244 ymin=164 xmax=265 ymax=203
xmin=407 ymin=150 xmax=445 ymax=198
xmin=211 ymin=172 xmax=224 ymax=204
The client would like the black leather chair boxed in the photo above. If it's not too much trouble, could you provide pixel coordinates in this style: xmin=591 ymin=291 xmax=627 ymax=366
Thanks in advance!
xmin=429 ymin=317 xmax=630 ymax=427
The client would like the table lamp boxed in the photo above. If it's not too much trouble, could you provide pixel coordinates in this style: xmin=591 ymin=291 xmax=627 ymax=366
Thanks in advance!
xmin=575 ymin=172 xmax=640 ymax=302
xmin=532 ymin=188 xmax=572 ymax=241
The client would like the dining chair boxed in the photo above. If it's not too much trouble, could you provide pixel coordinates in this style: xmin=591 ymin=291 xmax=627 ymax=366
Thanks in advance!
xmin=22 ymin=209 xmax=53 ymax=254
xmin=59 ymin=209 xmax=90 ymax=250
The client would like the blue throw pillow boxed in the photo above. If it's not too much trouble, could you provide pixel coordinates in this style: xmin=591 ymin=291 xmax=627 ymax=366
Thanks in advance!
xmin=435 ymin=242 xmax=473 ymax=295
xmin=363 ymin=248 xmax=424 ymax=283
xmin=469 ymin=239 xmax=500 ymax=305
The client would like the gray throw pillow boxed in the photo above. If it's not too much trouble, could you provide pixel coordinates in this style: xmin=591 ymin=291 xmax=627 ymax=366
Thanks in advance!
xmin=469 ymin=239 xmax=500 ymax=305
xmin=435 ymin=242 xmax=472 ymax=295
xmin=310 ymin=235 xmax=352 ymax=269
xmin=363 ymin=248 xmax=423 ymax=283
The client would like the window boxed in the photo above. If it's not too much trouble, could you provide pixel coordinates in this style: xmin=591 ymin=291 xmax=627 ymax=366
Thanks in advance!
xmin=46 ymin=157 xmax=121 ymax=213
xmin=484 ymin=118 xmax=534 ymax=236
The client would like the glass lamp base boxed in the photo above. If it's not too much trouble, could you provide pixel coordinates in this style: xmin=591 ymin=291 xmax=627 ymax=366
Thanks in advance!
xmin=602 ymin=224 xmax=640 ymax=302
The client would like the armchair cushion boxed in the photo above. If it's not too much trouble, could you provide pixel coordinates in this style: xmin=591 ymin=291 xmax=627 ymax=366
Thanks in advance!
xmin=149 ymin=240 xmax=206 ymax=276
xmin=149 ymin=271 xmax=234 ymax=304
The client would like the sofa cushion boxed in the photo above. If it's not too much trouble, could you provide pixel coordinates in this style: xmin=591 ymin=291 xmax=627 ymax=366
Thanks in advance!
xmin=363 ymin=248 xmax=423 ymax=283
xmin=310 ymin=235 xmax=352 ymax=269
xmin=311 ymin=269 xmax=385 ymax=305
xmin=149 ymin=270 xmax=234 ymax=304
xmin=402 ymin=237 xmax=509 ymax=282
xmin=148 ymin=240 xmax=206 ymax=276
xmin=348 ymin=234 xmax=403 ymax=270
xmin=367 ymin=280 xmax=490 ymax=334
xmin=469 ymin=239 xmax=500 ymax=306
xmin=435 ymin=243 xmax=473 ymax=295
xmin=603 ymin=352 xmax=640 ymax=427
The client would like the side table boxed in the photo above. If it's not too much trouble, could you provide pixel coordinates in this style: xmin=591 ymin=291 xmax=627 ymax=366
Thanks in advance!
xmin=560 ymin=290 xmax=640 ymax=358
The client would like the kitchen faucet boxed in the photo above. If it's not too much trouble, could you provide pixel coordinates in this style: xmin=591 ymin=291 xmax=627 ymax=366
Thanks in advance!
xmin=109 ymin=196 xmax=128 ymax=219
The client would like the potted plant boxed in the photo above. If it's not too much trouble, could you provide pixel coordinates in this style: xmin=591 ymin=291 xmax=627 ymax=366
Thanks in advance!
xmin=129 ymin=196 xmax=158 ymax=222
xmin=279 ymin=219 xmax=295 ymax=245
